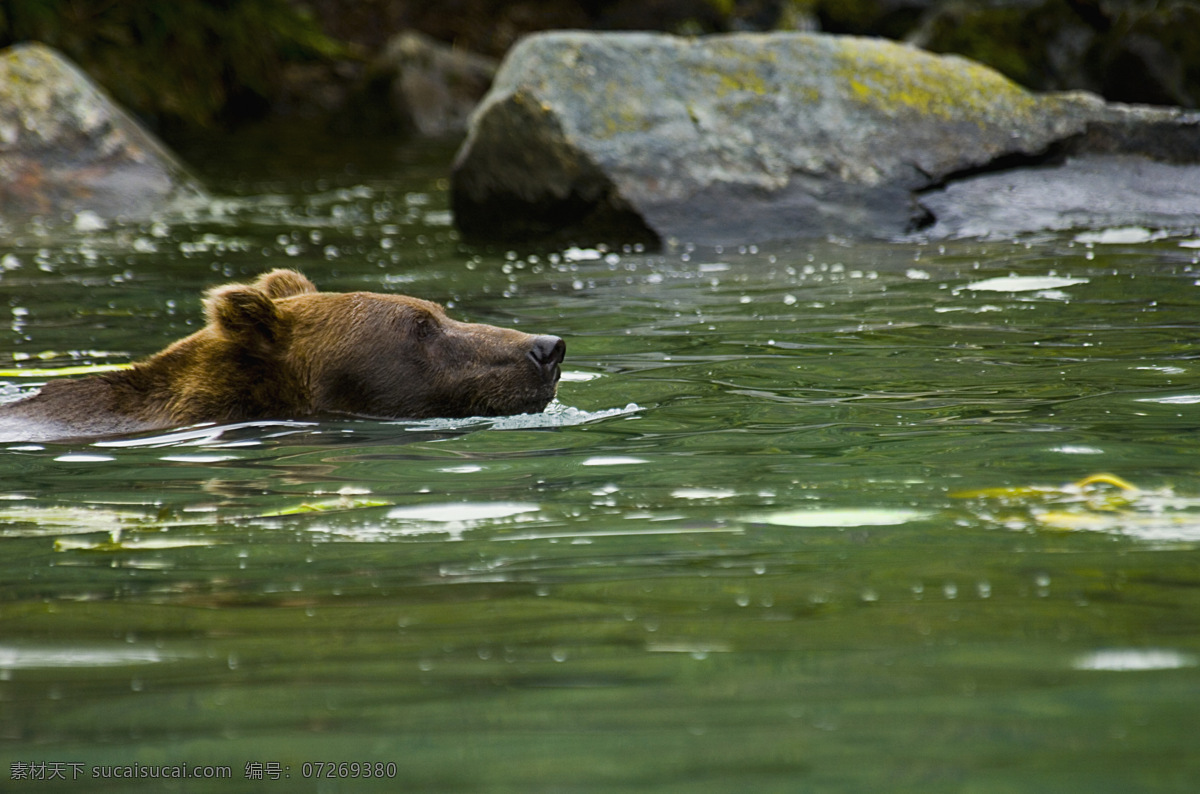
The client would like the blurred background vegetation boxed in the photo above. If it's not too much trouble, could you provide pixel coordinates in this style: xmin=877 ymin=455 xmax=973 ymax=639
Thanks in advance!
xmin=1 ymin=0 xmax=1196 ymax=134
xmin=0 ymin=0 xmax=346 ymax=129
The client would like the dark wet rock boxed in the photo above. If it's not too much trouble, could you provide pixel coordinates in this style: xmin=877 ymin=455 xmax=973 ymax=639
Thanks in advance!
xmin=451 ymin=30 xmax=1200 ymax=245
xmin=0 ymin=43 xmax=207 ymax=229
xmin=361 ymin=31 xmax=499 ymax=137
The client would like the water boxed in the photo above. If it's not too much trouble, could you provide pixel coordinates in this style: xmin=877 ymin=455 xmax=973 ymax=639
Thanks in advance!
xmin=2 ymin=133 xmax=1200 ymax=792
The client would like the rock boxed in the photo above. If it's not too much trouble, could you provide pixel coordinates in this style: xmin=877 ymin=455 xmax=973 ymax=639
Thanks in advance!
xmin=0 ymin=43 xmax=207 ymax=229
xmin=918 ymin=154 xmax=1200 ymax=239
xmin=451 ymin=30 xmax=1200 ymax=245
xmin=363 ymin=31 xmax=499 ymax=137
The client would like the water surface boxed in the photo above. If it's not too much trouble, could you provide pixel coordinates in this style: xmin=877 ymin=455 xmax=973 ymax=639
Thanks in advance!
xmin=2 ymin=134 xmax=1199 ymax=792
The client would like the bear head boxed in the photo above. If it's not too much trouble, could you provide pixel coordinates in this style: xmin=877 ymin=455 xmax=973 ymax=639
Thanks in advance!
xmin=179 ymin=269 xmax=565 ymax=422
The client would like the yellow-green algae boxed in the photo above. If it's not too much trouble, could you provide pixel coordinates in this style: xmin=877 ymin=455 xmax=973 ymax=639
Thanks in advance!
xmin=0 ymin=363 xmax=130 ymax=377
xmin=832 ymin=36 xmax=1044 ymax=123
xmin=599 ymin=78 xmax=655 ymax=137
xmin=697 ymin=40 xmax=777 ymax=98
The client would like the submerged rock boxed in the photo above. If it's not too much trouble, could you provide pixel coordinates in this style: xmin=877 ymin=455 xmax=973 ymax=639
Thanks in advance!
xmin=451 ymin=31 xmax=1200 ymax=245
xmin=0 ymin=43 xmax=207 ymax=229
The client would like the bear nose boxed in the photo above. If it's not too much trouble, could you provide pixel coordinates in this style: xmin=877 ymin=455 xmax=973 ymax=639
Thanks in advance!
xmin=528 ymin=335 xmax=565 ymax=378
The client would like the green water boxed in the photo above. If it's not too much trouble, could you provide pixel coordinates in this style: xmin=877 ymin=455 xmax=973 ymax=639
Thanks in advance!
xmin=2 ymin=134 xmax=1200 ymax=792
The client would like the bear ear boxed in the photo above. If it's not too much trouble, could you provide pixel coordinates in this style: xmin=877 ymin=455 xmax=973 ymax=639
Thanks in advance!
xmin=203 ymin=284 xmax=283 ymax=355
xmin=254 ymin=269 xmax=317 ymax=299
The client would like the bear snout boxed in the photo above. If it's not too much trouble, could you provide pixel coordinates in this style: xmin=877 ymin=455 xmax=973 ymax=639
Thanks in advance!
xmin=528 ymin=335 xmax=566 ymax=383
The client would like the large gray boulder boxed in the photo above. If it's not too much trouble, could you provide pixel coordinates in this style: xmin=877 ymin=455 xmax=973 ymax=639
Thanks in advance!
xmin=0 ymin=43 xmax=207 ymax=229
xmin=451 ymin=31 xmax=1200 ymax=244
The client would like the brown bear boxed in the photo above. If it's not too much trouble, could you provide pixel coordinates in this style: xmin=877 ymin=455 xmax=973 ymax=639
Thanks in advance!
xmin=0 ymin=269 xmax=564 ymax=442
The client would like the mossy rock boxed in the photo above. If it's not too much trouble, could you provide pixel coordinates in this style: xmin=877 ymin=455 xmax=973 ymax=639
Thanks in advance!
xmin=0 ymin=43 xmax=208 ymax=229
xmin=453 ymin=30 xmax=1200 ymax=245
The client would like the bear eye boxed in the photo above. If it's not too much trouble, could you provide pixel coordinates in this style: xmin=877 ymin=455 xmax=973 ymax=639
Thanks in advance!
xmin=413 ymin=315 xmax=439 ymax=341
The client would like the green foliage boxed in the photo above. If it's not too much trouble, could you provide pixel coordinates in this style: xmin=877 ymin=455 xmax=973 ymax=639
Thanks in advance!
xmin=812 ymin=0 xmax=923 ymax=39
xmin=0 ymin=0 xmax=347 ymax=127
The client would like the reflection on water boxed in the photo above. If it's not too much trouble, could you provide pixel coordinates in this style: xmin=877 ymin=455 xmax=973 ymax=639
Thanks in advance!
xmin=93 ymin=421 xmax=320 ymax=449
xmin=0 ymin=645 xmax=186 ymax=669
xmin=1073 ymin=649 xmax=1198 ymax=672
xmin=1 ymin=136 xmax=1199 ymax=791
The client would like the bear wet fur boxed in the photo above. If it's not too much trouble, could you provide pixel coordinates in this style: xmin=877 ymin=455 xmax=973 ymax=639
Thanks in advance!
xmin=0 ymin=269 xmax=565 ymax=442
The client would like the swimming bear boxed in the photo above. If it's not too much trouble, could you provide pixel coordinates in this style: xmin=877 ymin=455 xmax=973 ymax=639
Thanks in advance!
xmin=0 ymin=269 xmax=565 ymax=442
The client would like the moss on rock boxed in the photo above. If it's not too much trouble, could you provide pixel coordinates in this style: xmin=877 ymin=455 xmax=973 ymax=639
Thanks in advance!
xmin=453 ymin=29 xmax=1200 ymax=245
xmin=831 ymin=37 xmax=1042 ymax=124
